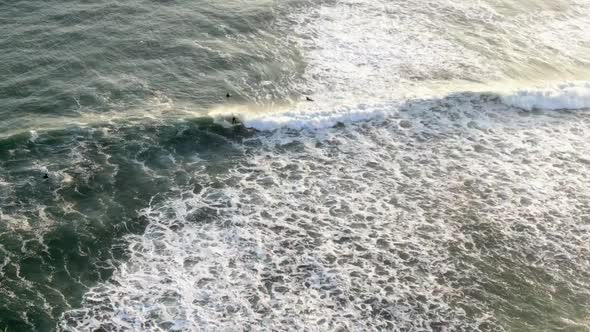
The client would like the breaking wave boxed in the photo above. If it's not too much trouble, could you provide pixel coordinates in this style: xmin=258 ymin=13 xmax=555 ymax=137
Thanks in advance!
xmin=501 ymin=81 xmax=590 ymax=111
xmin=209 ymin=81 xmax=590 ymax=131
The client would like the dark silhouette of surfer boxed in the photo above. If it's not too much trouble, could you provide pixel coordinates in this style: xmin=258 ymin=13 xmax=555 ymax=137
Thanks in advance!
xmin=226 ymin=93 xmax=231 ymax=98
xmin=232 ymin=116 xmax=237 ymax=124
xmin=43 ymin=173 xmax=49 ymax=179
xmin=306 ymin=96 xmax=314 ymax=102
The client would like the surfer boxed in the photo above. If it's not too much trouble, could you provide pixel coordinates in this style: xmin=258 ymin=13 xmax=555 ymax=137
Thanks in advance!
xmin=226 ymin=93 xmax=231 ymax=98
xmin=43 ymin=173 xmax=49 ymax=179
xmin=306 ymin=96 xmax=314 ymax=102
xmin=232 ymin=116 xmax=237 ymax=124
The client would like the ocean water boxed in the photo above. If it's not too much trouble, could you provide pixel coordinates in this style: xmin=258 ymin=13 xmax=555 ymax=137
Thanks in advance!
xmin=1 ymin=0 xmax=590 ymax=331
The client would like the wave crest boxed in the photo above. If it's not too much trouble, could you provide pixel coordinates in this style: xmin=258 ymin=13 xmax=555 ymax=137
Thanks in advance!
xmin=212 ymin=81 xmax=590 ymax=131
xmin=501 ymin=81 xmax=590 ymax=111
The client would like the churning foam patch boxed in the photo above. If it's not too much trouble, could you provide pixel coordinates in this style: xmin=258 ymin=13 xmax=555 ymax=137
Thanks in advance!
xmin=501 ymin=81 xmax=590 ymax=111
xmin=285 ymin=0 xmax=499 ymax=105
xmin=62 ymin=92 xmax=590 ymax=331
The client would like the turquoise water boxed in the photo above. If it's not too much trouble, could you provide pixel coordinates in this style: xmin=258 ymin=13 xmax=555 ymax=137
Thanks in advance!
xmin=1 ymin=0 xmax=590 ymax=331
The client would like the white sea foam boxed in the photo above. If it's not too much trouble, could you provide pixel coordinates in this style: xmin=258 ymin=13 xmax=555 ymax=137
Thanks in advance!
xmin=285 ymin=0 xmax=499 ymax=105
xmin=282 ymin=0 xmax=590 ymax=108
xmin=28 ymin=130 xmax=39 ymax=143
xmin=62 ymin=94 xmax=590 ymax=331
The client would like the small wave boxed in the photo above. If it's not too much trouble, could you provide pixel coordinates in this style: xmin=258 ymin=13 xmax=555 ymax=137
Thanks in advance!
xmin=501 ymin=81 xmax=590 ymax=111
xmin=212 ymin=81 xmax=590 ymax=131
xmin=240 ymin=102 xmax=403 ymax=131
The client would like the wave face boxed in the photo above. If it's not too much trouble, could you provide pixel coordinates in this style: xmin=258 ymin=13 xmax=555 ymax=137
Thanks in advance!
xmin=2 ymin=0 xmax=590 ymax=331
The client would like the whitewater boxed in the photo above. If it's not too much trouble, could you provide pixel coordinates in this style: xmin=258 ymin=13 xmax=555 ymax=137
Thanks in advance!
xmin=1 ymin=0 xmax=590 ymax=331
